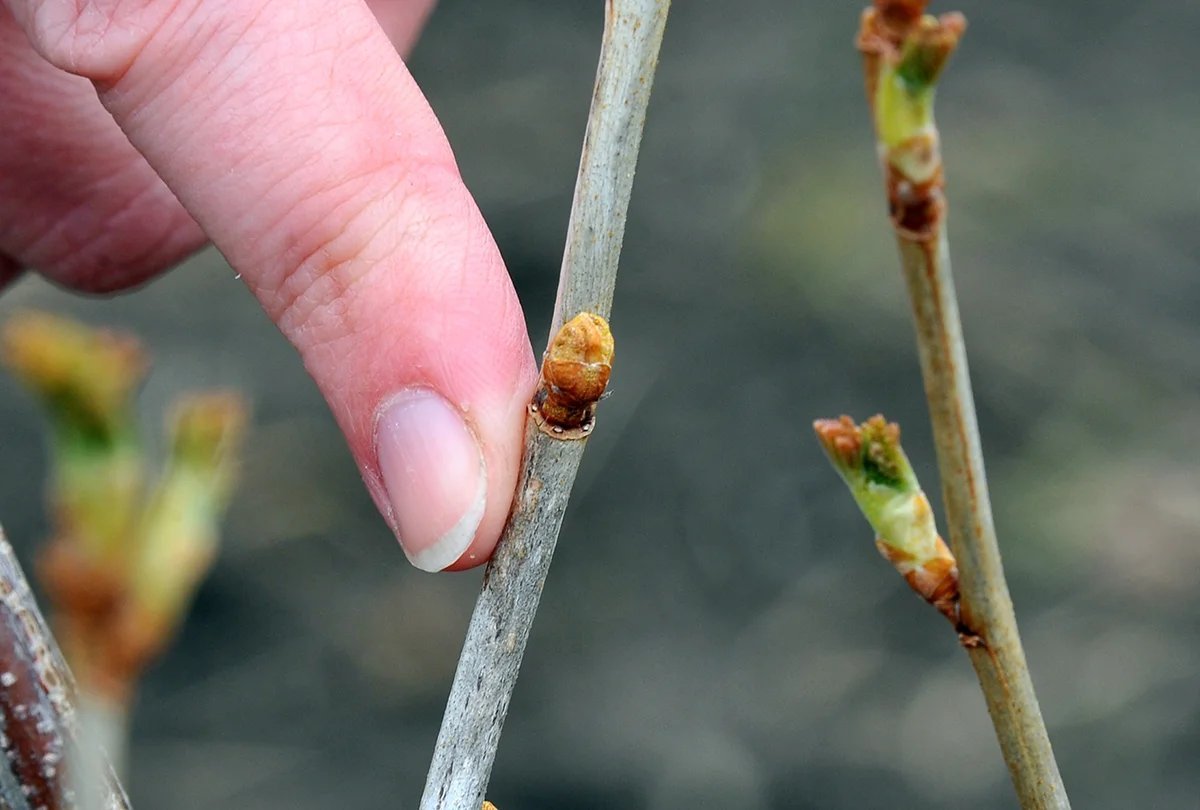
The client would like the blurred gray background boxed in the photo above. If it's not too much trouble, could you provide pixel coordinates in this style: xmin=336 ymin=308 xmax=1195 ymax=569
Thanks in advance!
xmin=2 ymin=0 xmax=1198 ymax=807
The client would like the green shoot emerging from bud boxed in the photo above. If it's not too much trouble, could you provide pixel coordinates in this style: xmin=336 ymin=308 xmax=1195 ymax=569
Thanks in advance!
xmin=814 ymin=415 xmax=960 ymax=626
xmin=857 ymin=1 xmax=966 ymax=238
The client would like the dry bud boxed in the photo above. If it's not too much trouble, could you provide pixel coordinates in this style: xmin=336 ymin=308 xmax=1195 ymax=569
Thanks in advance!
xmin=531 ymin=312 xmax=614 ymax=438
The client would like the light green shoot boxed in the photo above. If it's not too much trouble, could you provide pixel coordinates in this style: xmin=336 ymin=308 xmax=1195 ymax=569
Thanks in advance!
xmin=814 ymin=414 xmax=961 ymax=625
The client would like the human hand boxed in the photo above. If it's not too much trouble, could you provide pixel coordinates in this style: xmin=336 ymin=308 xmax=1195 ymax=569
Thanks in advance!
xmin=0 ymin=0 xmax=539 ymax=572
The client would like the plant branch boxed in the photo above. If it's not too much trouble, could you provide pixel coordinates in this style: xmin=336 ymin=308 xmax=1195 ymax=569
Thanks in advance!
xmin=0 ymin=529 xmax=131 ymax=809
xmin=419 ymin=2 xmax=670 ymax=808
xmin=857 ymin=3 xmax=1069 ymax=807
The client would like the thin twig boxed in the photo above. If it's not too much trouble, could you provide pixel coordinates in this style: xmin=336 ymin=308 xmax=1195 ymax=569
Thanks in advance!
xmin=857 ymin=3 xmax=1069 ymax=807
xmin=900 ymin=202 xmax=1071 ymax=810
xmin=0 ymin=529 xmax=131 ymax=809
xmin=419 ymin=2 xmax=670 ymax=808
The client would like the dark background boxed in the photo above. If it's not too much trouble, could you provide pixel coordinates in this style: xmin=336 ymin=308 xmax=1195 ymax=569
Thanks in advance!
xmin=2 ymin=0 xmax=1198 ymax=807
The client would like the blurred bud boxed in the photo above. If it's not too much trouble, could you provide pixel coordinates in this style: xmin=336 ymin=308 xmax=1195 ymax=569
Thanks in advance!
xmin=116 ymin=393 xmax=248 ymax=679
xmin=2 ymin=311 xmax=146 ymax=563
xmin=1 ymin=311 xmax=146 ymax=444
xmin=2 ymin=311 xmax=249 ymax=702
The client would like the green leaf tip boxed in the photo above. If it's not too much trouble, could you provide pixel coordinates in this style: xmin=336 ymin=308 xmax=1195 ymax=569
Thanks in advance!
xmin=130 ymin=392 xmax=249 ymax=626
xmin=856 ymin=2 xmax=964 ymax=238
xmin=813 ymin=414 xmax=916 ymax=493
xmin=895 ymin=13 xmax=966 ymax=90
xmin=168 ymin=392 xmax=248 ymax=480
xmin=2 ymin=311 xmax=148 ymax=564
xmin=860 ymin=3 xmax=966 ymax=148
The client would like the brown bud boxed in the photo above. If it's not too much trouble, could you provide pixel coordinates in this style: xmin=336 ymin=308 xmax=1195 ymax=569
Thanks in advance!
xmin=877 ymin=0 xmax=928 ymax=27
xmin=813 ymin=416 xmax=862 ymax=468
xmin=532 ymin=312 xmax=614 ymax=436
xmin=875 ymin=533 xmax=966 ymax=632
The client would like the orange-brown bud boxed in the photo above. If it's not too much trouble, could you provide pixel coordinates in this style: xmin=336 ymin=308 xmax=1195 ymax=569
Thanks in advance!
xmin=532 ymin=312 xmax=614 ymax=437
xmin=875 ymin=533 xmax=960 ymax=625
xmin=876 ymin=0 xmax=928 ymax=35
xmin=813 ymin=416 xmax=862 ymax=468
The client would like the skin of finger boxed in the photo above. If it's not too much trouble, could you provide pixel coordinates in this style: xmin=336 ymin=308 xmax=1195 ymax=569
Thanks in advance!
xmin=6 ymin=0 xmax=538 ymax=566
xmin=0 ymin=1 xmax=433 ymax=292
xmin=367 ymin=0 xmax=437 ymax=55
xmin=0 ymin=5 xmax=204 ymax=291
xmin=0 ymin=254 xmax=21 ymax=290
xmin=276 ymin=166 xmax=539 ymax=570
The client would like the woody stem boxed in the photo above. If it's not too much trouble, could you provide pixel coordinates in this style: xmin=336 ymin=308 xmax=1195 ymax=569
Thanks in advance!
xmin=419 ymin=2 xmax=671 ymax=808
xmin=859 ymin=4 xmax=1069 ymax=806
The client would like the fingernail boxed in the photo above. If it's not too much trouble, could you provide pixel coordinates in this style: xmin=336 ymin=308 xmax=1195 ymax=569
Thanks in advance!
xmin=376 ymin=389 xmax=487 ymax=572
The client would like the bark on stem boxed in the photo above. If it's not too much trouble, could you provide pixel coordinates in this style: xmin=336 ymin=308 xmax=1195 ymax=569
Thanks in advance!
xmin=0 ymin=529 xmax=131 ymax=809
xmin=419 ymin=2 xmax=670 ymax=808
xmin=858 ymin=3 xmax=1069 ymax=807
xmin=897 ymin=233 xmax=1069 ymax=809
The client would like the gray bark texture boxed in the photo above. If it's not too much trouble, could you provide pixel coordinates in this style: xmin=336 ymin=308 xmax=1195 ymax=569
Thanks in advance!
xmin=550 ymin=0 xmax=672 ymax=331
xmin=420 ymin=1 xmax=671 ymax=807
xmin=896 ymin=233 xmax=1069 ymax=809
xmin=419 ymin=433 xmax=584 ymax=810
xmin=0 ymin=530 xmax=130 ymax=810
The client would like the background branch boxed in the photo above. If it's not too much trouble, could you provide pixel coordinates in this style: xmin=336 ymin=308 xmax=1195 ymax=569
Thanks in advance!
xmin=419 ymin=1 xmax=671 ymax=808
xmin=857 ymin=3 xmax=1069 ymax=807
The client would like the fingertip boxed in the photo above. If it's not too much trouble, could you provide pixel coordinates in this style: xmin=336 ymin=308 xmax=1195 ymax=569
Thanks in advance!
xmin=367 ymin=368 xmax=534 ymax=573
xmin=375 ymin=388 xmax=489 ymax=572
xmin=438 ymin=377 xmax=535 ymax=572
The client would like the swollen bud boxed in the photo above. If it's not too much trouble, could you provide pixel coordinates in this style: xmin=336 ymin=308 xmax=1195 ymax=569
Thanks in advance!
xmin=813 ymin=414 xmax=962 ymax=628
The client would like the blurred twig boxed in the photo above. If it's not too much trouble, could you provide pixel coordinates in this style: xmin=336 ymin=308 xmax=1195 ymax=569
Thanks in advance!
xmin=856 ymin=2 xmax=1069 ymax=807
xmin=420 ymin=2 xmax=670 ymax=808
xmin=0 ymin=528 xmax=131 ymax=809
